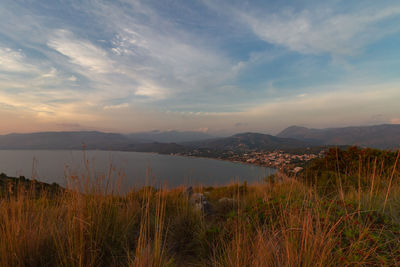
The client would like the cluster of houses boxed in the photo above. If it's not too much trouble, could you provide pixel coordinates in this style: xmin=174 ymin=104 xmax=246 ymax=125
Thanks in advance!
xmin=229 ymin=151 xmax=322 ymax=170
xmin=176 ymin=148 xmax=325 ymax=172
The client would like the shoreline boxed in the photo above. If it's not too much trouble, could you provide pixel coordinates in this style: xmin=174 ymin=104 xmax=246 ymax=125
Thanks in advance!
xmin=0 ymin=150 xmax=276 ymax=190
xmin=0 ymin=148 xmax=280 ymax=170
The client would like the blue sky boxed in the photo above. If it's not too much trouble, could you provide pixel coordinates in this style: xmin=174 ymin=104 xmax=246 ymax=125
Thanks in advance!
xmin=0 ymin=0 xmax=400 ymax=135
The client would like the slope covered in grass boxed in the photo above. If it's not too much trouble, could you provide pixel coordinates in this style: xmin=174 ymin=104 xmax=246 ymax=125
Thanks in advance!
xmin=0 ymin=147 xmax=400 ymax=266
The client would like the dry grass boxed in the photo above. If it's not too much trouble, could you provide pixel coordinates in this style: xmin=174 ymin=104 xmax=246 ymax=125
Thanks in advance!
xmin=1 ymin=152 xmax=400 ymax=266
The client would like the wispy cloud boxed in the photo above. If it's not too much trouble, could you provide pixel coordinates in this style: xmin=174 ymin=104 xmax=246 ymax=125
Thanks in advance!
xmin=47 ymin=29 xmax=114 ymax=73
xmin=94 ymin=1 xmax=237 ymax=95
xmin=103 ymin=103 xmax=129 ymax=110
xmin=0 ymin=47 xmax=33 ymax=72
xmin=202 ymin=1 xmax=400 ymax=56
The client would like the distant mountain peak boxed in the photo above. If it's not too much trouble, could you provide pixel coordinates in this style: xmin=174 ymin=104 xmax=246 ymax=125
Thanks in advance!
xmin=233 ymin=132 xmax=272 ymax=137
xmin=283 ymin=125 xmax=308 ymax=130
xmin=188 ymin=131 xmax=311 ymax=151
xmin=126 ymin=130 xmax=214 ymax=143
xmin=278 ymin=125 xmax=311 ymax=135
xmin=278 ymin=124 xmax=400 ymax=149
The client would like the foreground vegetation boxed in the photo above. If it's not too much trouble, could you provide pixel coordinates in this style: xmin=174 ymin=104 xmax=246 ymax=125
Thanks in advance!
xmin=1 ymin=147 xmax=400 ymax=266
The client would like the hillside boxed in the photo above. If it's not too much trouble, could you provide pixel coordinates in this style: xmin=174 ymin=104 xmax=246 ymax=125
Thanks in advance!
xmin=1 ymin=124 xmax=399 ymax=152
xmin=0 ymin=131 xmax=133 ymax=150
xmin=0 ymin=173 xmax=62 ymax=196
xmin=0 ymin=131 xmax=214 ymax=151
xmin=278 ymin=124 xmax=400 ymax=149
xmin=126 ymin=130 xmax=214 ymax=143
xmin=124 ymin=142 xmax=188 ymax=154
xmin=0 ymin=131 xmax=313 ymax=153
xmin=187 ymin=132 xmax=312 ymax=151
xmin=1 ymin=147 xmax=400 ymax=266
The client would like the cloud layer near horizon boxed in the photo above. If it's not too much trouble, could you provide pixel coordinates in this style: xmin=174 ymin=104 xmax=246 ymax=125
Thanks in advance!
xmin=0 ymin=0 xmax=400 ymax=134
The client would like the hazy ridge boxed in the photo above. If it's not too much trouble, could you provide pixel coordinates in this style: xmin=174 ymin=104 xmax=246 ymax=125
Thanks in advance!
xmin=278 ymin=124 xmax=400 ymax=149
xmin=0 ymin=124 xmax=399 ymax=151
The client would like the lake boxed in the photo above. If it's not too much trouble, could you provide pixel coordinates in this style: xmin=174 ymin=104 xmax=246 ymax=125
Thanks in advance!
xmin=0 ymin=150 xmax=276 ymax=190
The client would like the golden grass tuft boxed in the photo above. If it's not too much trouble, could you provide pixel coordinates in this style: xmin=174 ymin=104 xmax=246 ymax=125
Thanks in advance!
xmin=1 ymin=150 xmax=400 ymax=266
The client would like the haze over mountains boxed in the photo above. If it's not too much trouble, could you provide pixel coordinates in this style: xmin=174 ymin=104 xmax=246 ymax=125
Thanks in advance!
xmin=126 ymin=130 xmax=214 ymax=143
xmin=0 ymin=132 xmax=131 ymax=150
xmin=278 ymin=124 xmax=400 ymax=149
xmin=0 ymin=124 xmax=398 ymax=151
xmin=185 ymin=133 xmax=311 ymax=151
xmin=0 ymin=131 xmax=213 ymax=150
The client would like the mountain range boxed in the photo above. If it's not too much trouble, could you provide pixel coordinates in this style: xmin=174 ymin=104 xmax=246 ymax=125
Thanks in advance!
xmin=126 ymin=130 xmax=214 ymax=143
xmin=0 ymin=124 xmax=398 ymax=152
xmin=185 ymin=132 xmax=311 ymax=151
xmin=0 ymin=131 xmax=130 ymax=150
xmin=278 ymin=124 xmax=400 ymax=149
xmin=0 ymin=130 xmax=214 ymax=150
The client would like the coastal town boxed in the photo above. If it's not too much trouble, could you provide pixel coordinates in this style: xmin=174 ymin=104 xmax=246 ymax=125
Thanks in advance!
xmin=237 ymin=151 xmax=322 ymax=170
xmin=177 ymin=149 xmax=325 ymax=171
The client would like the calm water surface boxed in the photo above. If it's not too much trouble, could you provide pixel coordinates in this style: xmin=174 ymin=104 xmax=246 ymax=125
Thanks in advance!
xmin=0 ymin=150 xmax=275 ymax=189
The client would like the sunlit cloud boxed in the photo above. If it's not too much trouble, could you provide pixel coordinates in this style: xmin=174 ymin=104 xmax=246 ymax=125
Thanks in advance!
xmin=0 ymin=47 xmax=32 ymax=72
xmin=391 ymin=118 xmax=400 ymax=124
xmin=204 ymin=1 xmax=400 ymax=55
xmin=47 ymin=29 xmax=114 ymax=73
xmin=240 ymin=7 xmax=400 ymax=55
xmin=104 ymin=103 xmax=129 ymax=110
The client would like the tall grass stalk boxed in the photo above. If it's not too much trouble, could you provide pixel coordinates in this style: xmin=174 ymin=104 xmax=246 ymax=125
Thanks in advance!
xmin=1 ymin=149 xmax=400 ymax=266
xmin=384 ymin=150 xmax=400 ymax=211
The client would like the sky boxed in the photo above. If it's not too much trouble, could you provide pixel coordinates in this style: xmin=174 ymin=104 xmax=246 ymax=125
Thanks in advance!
xmin=0 ymin=0 xmax=400 ymax=135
